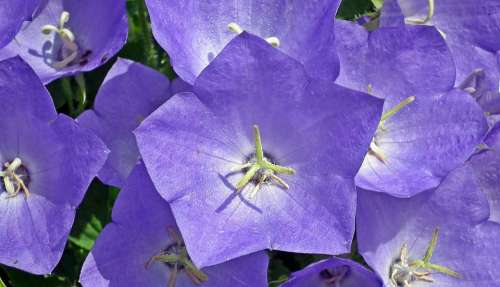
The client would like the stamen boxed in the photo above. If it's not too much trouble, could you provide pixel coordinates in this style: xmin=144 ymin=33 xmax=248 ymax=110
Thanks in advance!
xmin=227 ymin=22 xmax=280 ymax=48
xmin=146 ymin=228 xmax=208 ymax=286
xmin=228 ymin=22 xmax=244 ymax=34
xmin=1 ymin=158 xmax=30 ymax=198
xmin=390 ymin=228 xmax=459 ymax=287
xmin=405 ymin=0 xmax=435 ymax=25
xmin=41 ymin=11 xmax=80 ymax=69
xmin=381 ymin=96 xmax=416 ymax=122
xmin=265 ymin=36 xmax=280 ymax=48
xmin=234 ymin=125 xmax=295 ymax=194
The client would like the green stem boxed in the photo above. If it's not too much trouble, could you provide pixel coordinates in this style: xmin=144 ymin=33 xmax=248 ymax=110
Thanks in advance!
xmin=75 ymin=74 xmax=87 ymax=115
xmin=61 ymin=78 xmax=74 ymax=115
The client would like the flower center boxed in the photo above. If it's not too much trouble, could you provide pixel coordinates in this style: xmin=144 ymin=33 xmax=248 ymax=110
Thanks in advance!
xmin=0 ymin=157 xmax=30 ymax=198
xmin=368 ymin=95 xmax=416 ymax=163
xmin=404 ymin=0 xmax=435 ymax=25
xmin=320 ymin=265 xmax=350 ymax=285
xmin=227 ymin=22 xmax=281 ymax=48
xmin=146 ymin=228 xmax=208 ymax=286
xmin=41 ymin=11 xmax=80 ymax=69
xmin=390 ymin=228 xmax=459 ymax=287
xmin=231 ymin=125 xmax=295 ymax=197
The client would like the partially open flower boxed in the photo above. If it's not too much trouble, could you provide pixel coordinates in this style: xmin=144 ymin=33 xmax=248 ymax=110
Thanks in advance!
xmin=0 ymin=57 xmax=108 ymax=274
xmin=135 ymin=33 xmax=384 ymax=267
xmin=357 ymin=164 xmax=500 ymax=286
xmin=145 ymin=0 xmax=341 ymax=84
xmin=0 ymin=0 xmax=128 ymax=84
xmin=335 ymin=20 xmax=488 ymax=197
xmin=280 ymin=257 xmax=383 ymax=287
xmin=79 ymin=163 xmax=268 ymax=287
xmin=78 ymin=58 xmax=172 ymax=188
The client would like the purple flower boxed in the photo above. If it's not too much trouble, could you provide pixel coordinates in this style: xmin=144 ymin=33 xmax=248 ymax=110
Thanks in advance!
xmin=0 ymin=57 xmax=108 ymax=274
xmin=77 ymin=58 xmax=171 ymax=188
xmin=135 ymin=33 xmax=384 ymax=267
xmin=80 ymin=163 xmax=268 ymax=287
xmin=0 ymin=0 xmax=39 ymax=49
xmin=0 ymin=0 xmax=128 ymax=84
xmin=380 ymin=0 xmax=500 ymax=118
xmin=145 ymin=0 xmax=341 ymax=84
xmin=466 ymin=123 xmax=500 ymax=224
xmin=356 ymin=164 xmax=500 ymax=286
xmin=335 ymin=20 xmax=488 ymax=197
xmin=280 ymin=257 xmax=383 ymax=287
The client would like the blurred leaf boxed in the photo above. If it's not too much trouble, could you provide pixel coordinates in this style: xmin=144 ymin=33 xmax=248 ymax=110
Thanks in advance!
xmin=337 ymin=0 xmax=375 ymax=19
xmin=372 ymin=0 xmax=384 ymax=9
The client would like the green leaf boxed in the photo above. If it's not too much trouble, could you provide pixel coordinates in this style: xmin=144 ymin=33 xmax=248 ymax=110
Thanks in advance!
xmin=337 ymin=0 xmax=375 ymax=19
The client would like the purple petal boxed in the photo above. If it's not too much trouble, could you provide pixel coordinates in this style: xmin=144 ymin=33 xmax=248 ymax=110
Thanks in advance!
xmin=1 ymin=0 xmax=128 ymax=84
xmin=280 ymin=257 xmax=382 ymax=287
xmin=80 ymin=163 xmax=269 ymax=287
xmin=0 ymin=0 xmax=39 ymax=49
xmin=145 ymin=0 xmax=340 ymax=84
xmin=135 ymin=33 xmax=383 ymax=267
xmin=0 ymin=57 xmax=108 ymax=274
xmin=356 ymin=90 xmax=488 ymax=197
xmin=335 ymin=20 xmax=455 ymax=107
xmin=357 ymin=163 xmax=499 ymax=286
xmin=77 ymin=58 xmax=171 ymax=187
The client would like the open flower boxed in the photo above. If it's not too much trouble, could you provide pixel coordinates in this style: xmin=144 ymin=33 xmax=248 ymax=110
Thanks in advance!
xmin=335 ymin=20 xmax=488 ymax=197
xmin=0 ymin=57 xmax=108 ymax=274
xmin=280 ymin=257 xmax=383 ymax=287
xmin=0 ymin=0 xmax=38 ymax=49
xmin=80 ymin=163 xmax=268 ymax=287
xmin=78 ymin=58 xmax=171 ymax=188
xmin=380 ymin=0 xmax=500 ymax=121
xmin=357 ymin=163 xmax=500 ymax=286
xmin=145 ymin=0 xmax=341 ymax=84
xmin=135 ymin=33 xmax=384 ymax=267
xmin=0 ymin=0 xmax=127 ymax=84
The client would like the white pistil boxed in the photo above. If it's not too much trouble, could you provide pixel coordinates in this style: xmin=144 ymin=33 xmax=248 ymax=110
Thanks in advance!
xmin=405 ymin=0 xmax=435 ymax=25
xmin=41 ymin=11 xmax=79 ymax=69
xmin=227 ymin=22 xmax=281 ymax=47
xmin=1 ymin=158 xmax=30 ymax=198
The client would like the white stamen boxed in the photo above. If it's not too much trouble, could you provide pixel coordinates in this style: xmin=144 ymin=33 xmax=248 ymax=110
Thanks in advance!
xmin=228 ymin=22 xmax=244 ymax=34
xmin=265 ymin=36 xmax=280 ymax=48
xmin=41 ymin=11 xmax=80 ymax=69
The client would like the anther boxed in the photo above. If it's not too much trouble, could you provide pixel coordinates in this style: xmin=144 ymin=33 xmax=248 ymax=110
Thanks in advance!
xmin=234 ymin=125 xmax=295 ymax=194
xmin=405 ymin=0 xmax=435 ymax=25
xmin=1 ymin=157 xmax=30 ymax=198
xmin=41 ymin=11 xmax=79 ymax=69
xmin=227 ymin=22 xmax=280 ymax=48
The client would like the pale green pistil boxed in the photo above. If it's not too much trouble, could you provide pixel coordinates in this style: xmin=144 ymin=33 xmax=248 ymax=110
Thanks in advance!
xmin=369 ymin=95 xmax=416 ymax=163
xmin=0 ymin=157 xmax=30 ymax=198
xmin=41 ymin=11 xmax=79 ymax=69
xmin=147 ymin=229 xmax=208 ymax=287
xmin=390 ymin=228 xmax=459 ymax=287
xmin=235 ymin=125 xmax=295 ymax=194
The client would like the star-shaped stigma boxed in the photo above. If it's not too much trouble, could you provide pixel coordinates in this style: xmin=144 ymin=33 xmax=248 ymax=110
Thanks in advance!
xmin=390 ymin=228 xmax=460 ymax=287
xmin=233 ymin=125 xmax=295 ymax=196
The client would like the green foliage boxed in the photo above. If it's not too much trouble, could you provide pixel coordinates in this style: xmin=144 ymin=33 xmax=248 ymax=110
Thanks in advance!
xmin=338 ymin=0 xmax=375 ymax=19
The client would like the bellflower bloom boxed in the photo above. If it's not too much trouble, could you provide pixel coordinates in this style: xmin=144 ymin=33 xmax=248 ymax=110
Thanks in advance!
xmin=80 ymin=163 xmax=268 ymax=287
xmin=466 ymin=123 xmax=500 ymax=224
xmin=280 ymin=257 xmax=383 ymax=287
xmin=0 ymin=0 xmax=39 ymax=49
xmin=145 ymin=0 xmax=341 ymax=84
xmin=335 ymin=20 xmax=488 ymax=197
xmin=0 ymin=0 xmax=127 ymax=84
xmin=381 ymin=0 xmax=500 ymax=119
xmin=135 ymin=33 xmax=384 ymax=267
xmin=78 ymin=58 xmax=171 ymax=188
xmin=0 ymin=57 xmax=108 ymax=274
xmin=357 ymin=163 xmax=500 ymax=286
